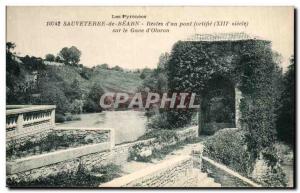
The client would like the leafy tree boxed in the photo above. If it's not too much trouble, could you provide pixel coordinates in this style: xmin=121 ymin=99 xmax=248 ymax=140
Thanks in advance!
xmin=55 ymin=55 xmax=64 ymax=63
xmin=98 ymin=63 xmax=109 ymax=69
xmin=141 ymin=53 xmax=169 ymax=93
xmin=6 ymin=42 xmax=16 ymax=54
xmin=21 ymin=55 xmax=45 ymax=71
xmin=83 ymin=83 xmax=105 ymax=112
xmin=70 ymin=99 xmax=84 ymax=114
xmin=45 ymin=54 xmax=55 ymax=62
xmin=38 ymin=81 xmax=71 ymax=114
xmin=59 ymin=46 xmax=81 ymax=66
xmin=140 ymin=68 xmax=152 ymax=79
xmin=65 ymin=79 xmax=83 ymax=102
xmin=6 ymin=42 xmax=29 ymax=104
xmin=111 ymin=65 xmax=123 ymax=71
xmin=276 ymin=57 xmax=295 ymax=146
xmin=157 ymin=52 xmax=170 ymax=69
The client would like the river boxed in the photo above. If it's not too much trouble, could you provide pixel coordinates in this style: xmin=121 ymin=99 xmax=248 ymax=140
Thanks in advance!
xmin=58 ymin=111 xmax=148 ymax=144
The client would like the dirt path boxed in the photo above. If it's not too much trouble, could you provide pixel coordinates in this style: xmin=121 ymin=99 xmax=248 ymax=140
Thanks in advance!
xmin=122 ymin=142 xmax=204 ymax=174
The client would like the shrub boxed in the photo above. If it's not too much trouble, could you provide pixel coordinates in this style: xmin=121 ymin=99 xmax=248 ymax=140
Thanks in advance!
xmin=55 ymin=113 xmax=66 ymax=123
xmin=203 ymin=128 xmax=256 ymax=176
xmin=147 ymin=112 xmax=172 ymax=130
xmin=138 ymin=129 xmax=178 ymax=142
xmin=129 ymin=144 xmax=153 ymax=162
xmin=252 ymin=147 xmax=288 ymax=187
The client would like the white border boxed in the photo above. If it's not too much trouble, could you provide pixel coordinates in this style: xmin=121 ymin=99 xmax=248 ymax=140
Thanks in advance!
xmin=0 ymin=0 xmax=298 ymax=193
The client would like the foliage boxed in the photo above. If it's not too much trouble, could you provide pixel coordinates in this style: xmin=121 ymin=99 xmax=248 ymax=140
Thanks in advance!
xmin=6 ymin=43 xmax=46 ymax=104
xmin=6 ymin=130 xmax=106 ymax=161
xmin=276 ymin=57 xmax=295 ymax=146
xmin=138 ymin=129 xmax=178 ymax=141
xmin=38 ymin=79 xmax=71 ymax=114
xmin=6 ymin=45 xmax=27 ymax=104
xmin=111 ymin=65 xmax=123 ymax=71
xmin=254 ymin=147 xmax=288 ymax=187
xmin=129 ymin=143 xmax=153 ymax=162
xmin=97 ymin=63 xmax=109 ymax=69
xmin=167 ymin=40 xmax=283 ymax=151
xmin=58 ymin=46 xmax=81 ymax=66
xmin=83 ymin=83 xmax=105 ymax=112
xmin=140 ymin=68 xmax=152 ymax=79
xmin=147 ymin=112 xmax=170 ymax=129
xmin=55 ymin=113 xmax=66 ymax=123
xmin=69 ymin=99 xmax=84 ymax=114
xmin=45 ymin=54 xmax=55 ymax=62
xmin=258 ymin=164 xmax=287 ymax=187
xmin=203 ymin=128 xmax=256 ymax=176
xmin=201 ymin=76 xmax=235 ymax=124
xmin=141 ymin=53 xmax=169 ymax=93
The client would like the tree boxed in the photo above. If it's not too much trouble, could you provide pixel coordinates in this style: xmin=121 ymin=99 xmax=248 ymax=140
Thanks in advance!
xmin=58 ymin=46 xmax=81 ymax=66
xmin=111 ymin=65 xmax=123 ymax=71
xmin=55 ymin=55 xmax=63 ymax=63
xmin=157 ymin=52 xmax=170 ymax=69
xmin=276 ymin=57 xmax=295 ymax=146
xmin=6 ymin=42 xmax=16 ymax=54
xmin=140 ymin=68 xmax=152 ymax=79
xmin=65 ymin=79 xmax=83 ymax=102
xmin=45 ymin=54 xmax=55 ymax=62
xmin=98 ymin=63 xmax=109 ymax=69
xmin=83 ymin=83 xmax=105 ymax=112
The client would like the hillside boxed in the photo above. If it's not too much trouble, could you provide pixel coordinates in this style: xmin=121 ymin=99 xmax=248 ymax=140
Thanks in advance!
xmin=90 ymin=68 xmax=142 ymax=94
xmin=49 ymin=65 xmax=142 ymax=94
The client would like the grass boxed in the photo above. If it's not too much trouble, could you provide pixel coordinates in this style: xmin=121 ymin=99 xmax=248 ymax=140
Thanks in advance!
xmin=90 ymin=68 xmax=142 ymax=93
xmin=7 ymin=163 xmax=122 ymax=187
xmin=51 ymin=65 xmax=142 ymax=94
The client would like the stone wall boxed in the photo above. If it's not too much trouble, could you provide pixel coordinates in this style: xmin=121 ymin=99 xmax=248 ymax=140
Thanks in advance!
xmin=201 ymin=123 xmax=235 ymax=135
xmin=100 ymin=156 xmax=193 ymax=187
xmin=7 ymin=138 xmax=154 ymax=183
xmin=176 ymin=126 xmax=198 ymax=140
xmin=7 ymin=126 xmax=198 ymax=184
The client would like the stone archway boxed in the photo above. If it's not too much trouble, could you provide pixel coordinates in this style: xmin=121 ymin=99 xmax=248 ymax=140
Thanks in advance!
xmin=166 ymin=32 xmax=272 ymax=137
xmin=197 ymin=75 xmax=242 ymax=135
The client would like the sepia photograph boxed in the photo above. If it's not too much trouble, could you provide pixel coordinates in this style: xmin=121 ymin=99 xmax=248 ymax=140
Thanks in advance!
xmin=5 ymin=6 xmax=295 ymax=188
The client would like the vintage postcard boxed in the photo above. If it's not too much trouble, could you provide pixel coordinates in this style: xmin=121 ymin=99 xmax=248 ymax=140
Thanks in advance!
xmin=6 ymin=6 xmax=295 ymax=188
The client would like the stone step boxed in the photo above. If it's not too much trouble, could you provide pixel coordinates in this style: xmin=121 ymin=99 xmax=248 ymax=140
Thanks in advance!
xmin=190 ymin=169 xmax=222 ymax=187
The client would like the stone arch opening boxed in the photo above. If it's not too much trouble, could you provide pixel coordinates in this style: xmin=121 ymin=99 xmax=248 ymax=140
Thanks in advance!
xmin=198 ymin=75 xmax=238 ymax=135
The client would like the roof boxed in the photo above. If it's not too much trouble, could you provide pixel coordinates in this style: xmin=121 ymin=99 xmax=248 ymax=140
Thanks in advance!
xmin=185 ymin=32 xmax=267 ymax=42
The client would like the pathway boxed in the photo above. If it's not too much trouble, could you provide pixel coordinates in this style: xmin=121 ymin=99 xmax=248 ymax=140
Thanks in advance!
xmin=121 ymin=141 xmax=221 ymax=187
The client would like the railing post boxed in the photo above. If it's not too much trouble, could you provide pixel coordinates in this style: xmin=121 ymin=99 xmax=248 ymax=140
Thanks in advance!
xmin=192 ymin=144 xmax=204 ymax=169
xmin=51 ymin=108 xmax=55 ymax=125
xmin=16 ymin=113 xmax=24 ymax=132
xmin=109 ymin=128 xmax=115 ymax=150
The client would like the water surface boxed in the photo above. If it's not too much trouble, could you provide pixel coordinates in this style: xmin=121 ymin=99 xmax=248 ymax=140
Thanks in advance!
xmin=58 ymin=111 xmax=147 ymax=144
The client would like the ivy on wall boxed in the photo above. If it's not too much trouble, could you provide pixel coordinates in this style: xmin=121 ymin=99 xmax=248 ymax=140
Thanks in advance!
xmin=166 ymin=39 xmax=282 ymax=153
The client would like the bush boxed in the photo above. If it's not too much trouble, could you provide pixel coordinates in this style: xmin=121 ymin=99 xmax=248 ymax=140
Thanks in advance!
xmin=203 ymin=128 xmax=256 ymax=176
xmin=138 ymin=129 xmax=178 ymax=142
xmin=252 ymin=147 xmax=288 ymax=187
xmin=55 ymin=113 xmax=66 ymax=123
xmin=129 ymin=144 xmax=153 ymax=162
xmin=147 ymin=112 xmax=171 ymax=130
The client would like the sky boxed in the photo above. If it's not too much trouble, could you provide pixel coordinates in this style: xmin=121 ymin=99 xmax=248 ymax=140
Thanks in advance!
xmin=7 ymin=6 xmax=294 ymax=70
